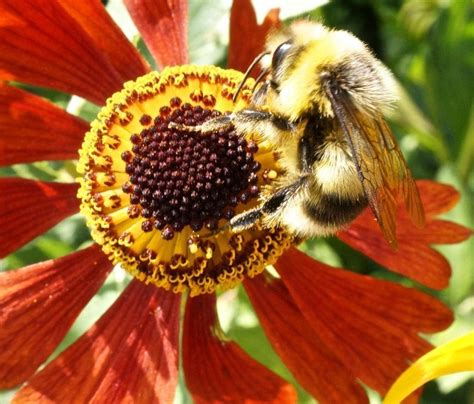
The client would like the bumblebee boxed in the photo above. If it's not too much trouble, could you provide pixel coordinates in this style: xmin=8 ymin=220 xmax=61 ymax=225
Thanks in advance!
xmin=181 ymin=21 xmax=425 ymax=246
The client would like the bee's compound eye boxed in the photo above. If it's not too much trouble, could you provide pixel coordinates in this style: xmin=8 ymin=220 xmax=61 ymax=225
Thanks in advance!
xmin=272 ymin=41 xmax=292 ymax=69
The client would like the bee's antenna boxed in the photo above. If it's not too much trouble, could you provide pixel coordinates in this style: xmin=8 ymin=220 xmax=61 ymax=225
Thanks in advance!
xmin=233 ymin=51 xmax=271 ymax=103
xmin=252 ymin=67 xmax=270 ymax=93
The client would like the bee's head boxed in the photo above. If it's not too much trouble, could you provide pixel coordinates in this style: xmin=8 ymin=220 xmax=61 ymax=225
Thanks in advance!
xmin=261 ymin=21 xmax=397 ymax=120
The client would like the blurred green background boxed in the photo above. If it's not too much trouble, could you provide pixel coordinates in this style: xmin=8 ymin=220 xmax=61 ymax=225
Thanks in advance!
xmin=0 ymin=0 xmax=472 ymax=403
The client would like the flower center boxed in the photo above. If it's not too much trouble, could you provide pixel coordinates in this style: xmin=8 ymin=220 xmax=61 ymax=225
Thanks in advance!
xmin=122 ymin=103 xmax=260 ymax=239
xmin=78 ymin=66 xmax=292 ymax=296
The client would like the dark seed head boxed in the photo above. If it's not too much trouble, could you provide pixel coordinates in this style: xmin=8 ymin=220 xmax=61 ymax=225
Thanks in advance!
xmin=122 ymin=103 xmax=261 ymax=237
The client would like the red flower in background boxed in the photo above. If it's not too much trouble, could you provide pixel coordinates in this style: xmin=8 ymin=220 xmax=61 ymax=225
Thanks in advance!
xmin=0 ymin=0 xmax=470 ymax=403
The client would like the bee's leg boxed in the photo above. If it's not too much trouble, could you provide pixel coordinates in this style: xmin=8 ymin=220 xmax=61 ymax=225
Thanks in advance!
xmin=234 ymin=109 xmax=294 ymax=131
xmin=298 ymin=133 xmax=316 ymax=172
xmin=228 ymin=175 xmax=309 ymax=232
xmin=231 ymin=109 xmax=297 ymax=143
xmin=295 ymin=116 xmax=326 ymax=173
xmin=169 ymin=114 xmax=233 ymax=134
xmin=191 ymin=177 xmax=306 ymax=246
xmin=226 ymin=207 xmax=264 ymax=232
xmin=170 ymin=109 xmax=297 ymax=140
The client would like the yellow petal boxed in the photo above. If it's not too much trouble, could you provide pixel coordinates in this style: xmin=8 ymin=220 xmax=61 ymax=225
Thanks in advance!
xmin=383 ymin=332 xmax=474 ymax=404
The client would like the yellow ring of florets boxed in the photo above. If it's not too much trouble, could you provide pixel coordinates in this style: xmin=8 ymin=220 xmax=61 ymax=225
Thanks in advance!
xmin=78 ymin=65 xmax=292 ymax=296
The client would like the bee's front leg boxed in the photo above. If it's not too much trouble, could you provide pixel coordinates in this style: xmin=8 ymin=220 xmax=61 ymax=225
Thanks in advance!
xmin=230 ymin=109 xmax=300 ymax=145
xmin=170 ymin=108 xmax=298 ymax=140
xmin=169 ymin=114 xmax=233 ymax=134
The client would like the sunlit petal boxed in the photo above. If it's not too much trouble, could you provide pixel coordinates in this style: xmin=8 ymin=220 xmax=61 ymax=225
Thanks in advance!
xmin=0 ymin=245 xmax=111 ymax=388
xmin=58 ymin=0 xmax=150 ymax=79
xmin=0 ymin=83 xmax=88 ymax=166
xmin=0 ymin=0 xmax=131 ymax=104
xmin=14 ymin=280 xmax=181 ymax=403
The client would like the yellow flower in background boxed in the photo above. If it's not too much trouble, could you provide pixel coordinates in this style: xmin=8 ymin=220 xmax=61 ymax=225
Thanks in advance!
xmin=384 ymin=332 xmax=474 ymax=404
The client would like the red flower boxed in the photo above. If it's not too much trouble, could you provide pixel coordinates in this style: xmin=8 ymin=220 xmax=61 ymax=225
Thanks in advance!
xmin=0 ymin=0 xmax=470 ymax=402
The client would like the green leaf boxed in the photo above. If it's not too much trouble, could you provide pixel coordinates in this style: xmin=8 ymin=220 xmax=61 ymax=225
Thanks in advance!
xmin=188 ymin=0 xmax=229 ymax=66
xmin=424 ymin=0 xmax=474 ymax=160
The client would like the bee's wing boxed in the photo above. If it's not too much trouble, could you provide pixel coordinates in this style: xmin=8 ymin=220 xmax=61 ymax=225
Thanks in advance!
xmin=325 ymin=88 xmax=425 ymax=246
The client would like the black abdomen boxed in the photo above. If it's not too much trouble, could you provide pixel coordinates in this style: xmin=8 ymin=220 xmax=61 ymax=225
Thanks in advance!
xmin=304 ymin=193 xmax=368 ymax=226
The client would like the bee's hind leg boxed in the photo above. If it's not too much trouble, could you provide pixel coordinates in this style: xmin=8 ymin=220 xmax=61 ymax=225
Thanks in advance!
xmin=189 ymin=175 xmax=308 ymax=252
xmin=228 ymin=175 xmax=309 ymax=232
xmin=228 ymin=207 xmax=264 ymax=232
xmin=226 ymin=191 xmax=289 ymax=233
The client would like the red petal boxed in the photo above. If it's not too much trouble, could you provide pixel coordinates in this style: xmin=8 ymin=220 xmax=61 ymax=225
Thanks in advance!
xmin=0 ymin=245 xmax=111 ymax=389
xmin=183 ymin=293 xmax=296 ymax=403
xmin=338 ymin=181 xmax=471 ymax=289
xmin=228 ymin=0 xmax=281 ymax=74
xmin=245 ymin=275 xmax=368 ymax=404
xmin=0 ymin=83 xmax=88 ymax=166
xmin=416 ymin=180 xmax=461 ymax=216
xmin=0 ymin=0 xmax=133 ymax=104
xmin=14 ymin=280 xmax=181 ymax=403
xmin=0 ymin=178 xmax=79 ymax=257
xmin=416 ymin=220 xmax=472 ymax=244
xmin=58 ymin=0 xmax=150 ymax=80
xmin=124 ymin=0 xmax=188 ymax=68
xmin=276 ymin=248 xmax=453 ymax=395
